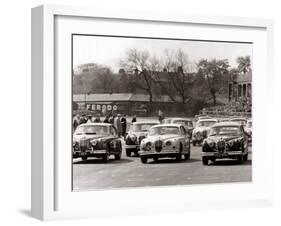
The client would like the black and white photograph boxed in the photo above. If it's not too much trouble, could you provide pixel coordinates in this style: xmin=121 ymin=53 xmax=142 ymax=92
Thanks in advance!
xmin=72 ymin=34 xmax=252 ymax=191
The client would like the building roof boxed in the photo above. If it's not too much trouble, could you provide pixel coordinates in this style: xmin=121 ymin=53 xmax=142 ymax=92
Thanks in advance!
xmin=73 ymin=93 xmax=181 ymax=103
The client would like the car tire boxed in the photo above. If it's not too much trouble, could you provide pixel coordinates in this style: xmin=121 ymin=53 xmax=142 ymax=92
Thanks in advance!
xmin=202 ymin=157 xmax=209 ymax=165
xmin=176 ymin=144 xmax=183 ymax=162
xmin=102 ymin=150 xmax=110 ymax=163
xmin=141 ymin=157 xmax=147 ymax=164
xmin=81 ymin=156 xmax=88 ymax=161
xmin=114 ymin=153 xmax=121 ymax=160
xmin=184 ymin=152 xmax=190 ymax=160
xmin=238 ymin=155 xmax=244 ymax=164
xmin=126 ymin=150 xmax=131 ymax=157
xmin=243 ymin=153 xmax=248 ymax=161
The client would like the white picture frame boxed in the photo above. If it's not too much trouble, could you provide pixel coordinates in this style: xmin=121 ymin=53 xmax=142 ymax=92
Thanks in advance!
xmin=31 ymin=4 xmax=274 ymax=221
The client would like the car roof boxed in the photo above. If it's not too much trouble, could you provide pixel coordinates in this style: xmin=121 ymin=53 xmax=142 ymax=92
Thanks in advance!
xmin=78 ymin=123 xmax=111 ymax=127
xmin=151 ymin=123 xmax=182 ymax=128
xmin=198 ymin=118 xmax=218 ymax=122
xmin=170 ymin=117 xmax=193 ymax=121
xmin=211 ymin=122 xmax=242 ymax=127
xmin=229 ymin=118 xmax=247 ymax=121
xmin=132 ymin=121 xmax=159 ymax=125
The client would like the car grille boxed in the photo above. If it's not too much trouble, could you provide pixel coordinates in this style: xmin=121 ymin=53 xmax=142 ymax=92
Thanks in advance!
xmin=155 ymin=140 xmax=162 ymax=152
xmin=79 ymin=139 xmax=88 ymax=152
xmin=217 ymin=140 xmax=226 ymax=153
xmin=126 ymin=136 xmax=137 ymax=145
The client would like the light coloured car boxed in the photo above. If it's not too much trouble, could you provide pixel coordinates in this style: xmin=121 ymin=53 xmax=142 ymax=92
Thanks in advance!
xmin=125 ymin=121 xmax=159 ymax=156
xmin=192 ymin=118 xmax=218 ymax=146
xmin=139 ymin=124 xmax=191 ymax=163
xmin=73 ymin=123 xmax=122 ymax=162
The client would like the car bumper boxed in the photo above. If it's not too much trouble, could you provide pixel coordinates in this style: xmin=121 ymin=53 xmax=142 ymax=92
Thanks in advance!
xmin=202 ymin=151 xmax=244 ymax=158
xmin=139 ymin=148 xmax=180 ymax=157
xmin=73 ymin=149 xmax=107 ymax=158
xmin=125 ymin=144 xmax=139 ymax=150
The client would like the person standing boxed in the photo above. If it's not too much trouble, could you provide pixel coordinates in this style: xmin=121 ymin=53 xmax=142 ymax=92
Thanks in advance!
xmin=103 ymin=115 xmax=110 ymax=123
xmin=114 ymin=114 xmax=122 ymax=137
xmin=121 ymin=115 xmax=127 ymax=138
xmin=131 ymin=115 xmax=137 ymax=123
xmin=87 ymin=115 xmax=93 ymax=123
xmin=158 ymin=110 xmax=164 ymax=124
xmin=79 ymin=114 xmax=87 ymax=124
xmin=93 ymin=115 xmax=101 ymax=123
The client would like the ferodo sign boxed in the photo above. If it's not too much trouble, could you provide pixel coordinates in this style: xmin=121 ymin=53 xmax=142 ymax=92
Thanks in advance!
xmin=86 ymin=104 xmax=118 ymax=112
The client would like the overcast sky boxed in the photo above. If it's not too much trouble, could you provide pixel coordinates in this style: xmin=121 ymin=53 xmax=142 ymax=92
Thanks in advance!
xmin=73 ymin=35 xmax=252 ymax=73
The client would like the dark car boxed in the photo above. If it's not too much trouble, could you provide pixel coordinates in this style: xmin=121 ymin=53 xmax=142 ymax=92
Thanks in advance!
xmin=73 ymin=123 xmax=122 ymax=162
xmin=201 ymin=122 xmax=249 ymax=165
xmin=125 ymin=121 xmax=159 ymax=157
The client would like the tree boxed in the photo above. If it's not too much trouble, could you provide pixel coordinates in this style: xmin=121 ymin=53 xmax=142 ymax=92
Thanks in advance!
xmin=197 ymin=59 xmax=230 ymax=105
xmin=237 ymin=56 xmax=251 ymax=74
xmin=119 ymin=49 xmax=154 ymax=113
xmin=161 ymin=49 xmax=194 ymax=110
xmin=73 ymin=63 xmax=115 ymax=94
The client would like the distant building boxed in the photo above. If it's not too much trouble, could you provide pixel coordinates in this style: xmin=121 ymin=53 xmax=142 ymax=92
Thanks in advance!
xmin=73 ymin=93 xmax=182 ymax=116
xmin=228 ymin=71 xmax=252 ymax=102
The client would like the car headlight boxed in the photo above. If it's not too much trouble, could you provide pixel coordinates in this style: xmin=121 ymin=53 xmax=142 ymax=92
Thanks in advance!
xmin=166 ymin=140 xmax=172 ymax=146
xmin=87 ymin=142 xmax=92 ymax=149
xmin=207 ymin=140 xmax=215 ymax=148
xmin=228 ymin=140 xmax=234 ymax=147
xmin=91 ymin=140 xmax=98 ymax=146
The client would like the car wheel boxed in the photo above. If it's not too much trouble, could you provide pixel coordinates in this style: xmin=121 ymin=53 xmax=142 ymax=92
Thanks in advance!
xmin=141 ymin=156 xmax=147 ymax=164
xmin=114 ymin=153 xmax=121 ymax=160
xmin=176 ymin=144 xmax=183 ymax=162
xmin=102 ymin=151 xmax=109 ymax=163
xmin=238 ymin=155 xmax=244 ymax=164
xmin=243 ymin=153 xmax=248 ymax=161
xmin=184 ymin=151 xmax=190 ymax=160
xmin=126 ymin=150 xmax=131 ymax=157
xmin=81 ymin=156 xmax=88 ymax=161
xmin=153 ymin=157 xmax=158 ymax=162
xmin=202 ymin=157 xmax=209 ymax=165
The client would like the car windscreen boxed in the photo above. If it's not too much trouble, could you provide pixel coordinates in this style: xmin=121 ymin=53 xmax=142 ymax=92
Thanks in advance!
xmin=173 ymin=120 xmax=193 ymax=127
xmin=197 ymin=121 xmax=216 ymax=127
xmin=75 ymin=125 xmax=109 ymax=135
xmin=209 ymin=126 xmax=242 ymax=136
xmin=230 ymin=119 xmax=247 ymax=125
xmin=149 ymin=126 xmax=180 ymax=136
xmin=132 ymin=123 xmax=157 ymax=132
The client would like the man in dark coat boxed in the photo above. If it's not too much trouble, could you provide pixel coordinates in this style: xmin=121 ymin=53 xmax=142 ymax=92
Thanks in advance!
xmin=131 ymin=115 xmax=137 ymax=123
xmin=121 ymin=115 xmax=127 ymax=138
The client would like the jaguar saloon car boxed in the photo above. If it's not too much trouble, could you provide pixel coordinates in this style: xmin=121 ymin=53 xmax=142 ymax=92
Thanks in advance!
xmin=139 ymin=124 xmax=191 ymax=163
xmin=192 ymin=118 xmax=218 ymax=146
xmin=73 ymin=123 xmax=122 ymax=162
xmin=125 ymin=121 xmax=159 ymax=156
xmin=201 ymin=122 xmax=249 ymax=165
